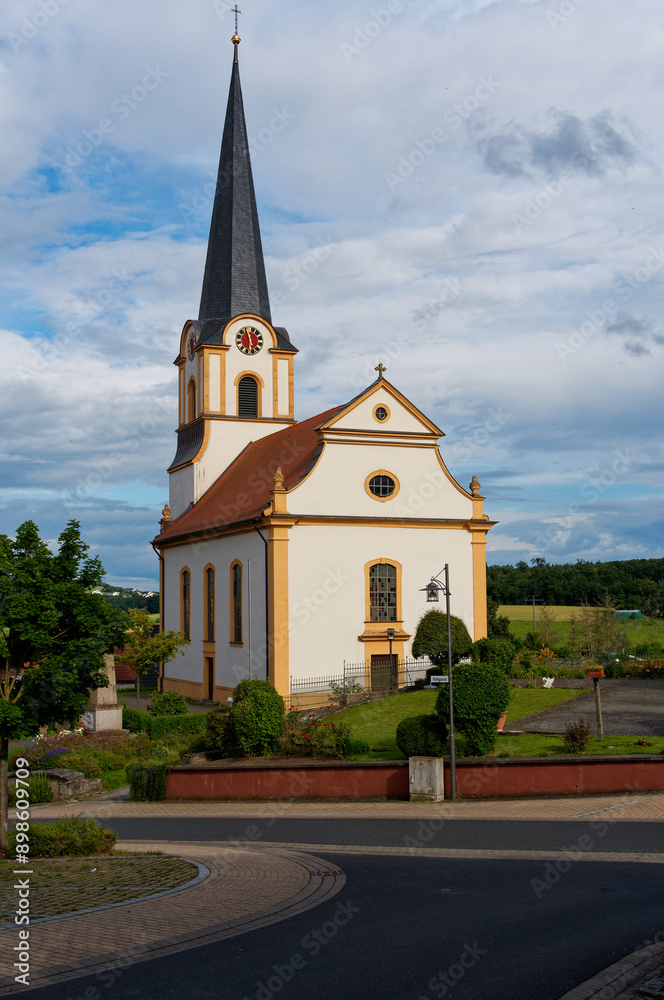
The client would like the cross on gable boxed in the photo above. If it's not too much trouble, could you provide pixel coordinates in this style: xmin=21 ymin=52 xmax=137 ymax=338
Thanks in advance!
xmin=375 ymin=363 xmax=387 ymax=379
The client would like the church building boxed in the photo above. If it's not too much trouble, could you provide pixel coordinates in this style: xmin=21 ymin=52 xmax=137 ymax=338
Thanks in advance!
xmin=154 ymin=31 xmax=495 ymax=703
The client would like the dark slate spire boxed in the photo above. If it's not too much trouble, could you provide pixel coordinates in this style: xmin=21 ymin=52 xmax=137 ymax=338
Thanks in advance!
xmin=198 ymin=40 xmax=272 ymax=323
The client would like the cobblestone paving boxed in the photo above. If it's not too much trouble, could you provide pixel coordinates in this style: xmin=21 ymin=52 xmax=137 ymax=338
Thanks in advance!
xmin=29 ymin=790 xmax=664 ymax=822
xmin=0 ymin=856 xmax=199 ymax=922
xmin=0 ymin=843 xmax=342 ymax=994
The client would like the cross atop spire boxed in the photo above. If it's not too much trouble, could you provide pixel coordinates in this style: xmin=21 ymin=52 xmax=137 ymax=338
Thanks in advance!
xmin=198 ymin=38 xmax=272 ymax=324
xmin=231 ymin=4 xmax=242 ymax=33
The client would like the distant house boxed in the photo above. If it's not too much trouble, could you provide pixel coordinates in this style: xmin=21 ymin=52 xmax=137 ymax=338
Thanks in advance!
xmin=614 ymin=609 xmax=642 ymax=620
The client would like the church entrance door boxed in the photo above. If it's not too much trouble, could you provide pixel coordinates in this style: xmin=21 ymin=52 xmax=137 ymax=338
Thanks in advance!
xmin=370 ymin=654 xmax=398 ymax=691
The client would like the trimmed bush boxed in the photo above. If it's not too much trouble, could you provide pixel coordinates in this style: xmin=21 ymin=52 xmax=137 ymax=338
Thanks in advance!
xmin=205 ymin=704 xmax=240 ymax=756
xmin=122 ymin=707 xmax=205 ymax=739
xmin=232 ymin=680 xmax=285 ymax=756
xmin=148 ymin=714 xmax=206 ymax=740
xmin=147 ymin=691 xmax=189 ymax=716
xmin=396 ymin=714 xmax=448 ymax=757
xmin=472 ymin=637 xmax=517 ymax=674
xmin=562 ymin=718 xmax=591 ymax=754
xmin=10 ymin=815 xmax=116 ymax=857
xmin=127 ymin=762 xmax=169 ymax=801
xmin=412 ymin=610 xmax=473 ymax=666
xmin=344 ymin=737 xmax=371 ymax=758
xmin=435 ymin=663 xmax=510 ymax=757
xmin=122 ymin=707 xmax=151 ymax=733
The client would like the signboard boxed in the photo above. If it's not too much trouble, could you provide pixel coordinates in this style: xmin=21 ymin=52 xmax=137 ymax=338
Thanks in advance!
xmin=430 ymin=675 xmax=449 ymax=684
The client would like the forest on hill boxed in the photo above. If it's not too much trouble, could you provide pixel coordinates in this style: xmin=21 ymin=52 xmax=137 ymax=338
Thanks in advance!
xmin=487 ymin=557 xmax=664 ymax=613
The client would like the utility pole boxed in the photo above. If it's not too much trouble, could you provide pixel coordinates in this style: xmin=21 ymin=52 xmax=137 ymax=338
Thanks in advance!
xmin=525 ymin=594 xmax=543 ymax=632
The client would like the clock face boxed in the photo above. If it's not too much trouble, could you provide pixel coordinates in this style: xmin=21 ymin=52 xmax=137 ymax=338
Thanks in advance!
xmin=187 ymin=332 xmax=196 ymax=361
xmin=236 ymin=325 xmax=263 ymax=356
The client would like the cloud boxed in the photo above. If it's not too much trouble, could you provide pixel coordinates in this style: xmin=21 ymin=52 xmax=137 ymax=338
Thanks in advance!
xmin=471 ymin=109 xmax=639 ymax=179
xmin=605 ymin=312 xmax=664 ymax=356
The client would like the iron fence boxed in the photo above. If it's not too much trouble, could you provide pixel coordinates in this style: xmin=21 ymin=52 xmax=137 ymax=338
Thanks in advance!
xmin=288 ymin=657 xmax=432 ymax=710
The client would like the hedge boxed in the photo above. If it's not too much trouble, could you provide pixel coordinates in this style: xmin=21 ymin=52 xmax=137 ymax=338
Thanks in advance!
xmin=396 ymin=714 xmax=448 ymax=757
xmin=127 ymin=762 xmax=169 ymax=801
xmin=10 ymin=815 xmax=117 ymax=857
xmin=122 ymin=707 xmax=206 ymax=739
xmin=435 ymin=663 xmax=510 ymax=756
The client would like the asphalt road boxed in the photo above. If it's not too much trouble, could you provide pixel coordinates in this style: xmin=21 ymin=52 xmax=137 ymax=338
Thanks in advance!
xmin=90 ymin=815 xmax=664 ymax=854
xmin=511 ymin=681 xmax=664 ymax=736
xmin=23 ymin=853 xmax=664 ymax=1000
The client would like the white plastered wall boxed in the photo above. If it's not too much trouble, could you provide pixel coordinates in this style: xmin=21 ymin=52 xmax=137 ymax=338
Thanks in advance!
xmin=287 ymin=523 xmax=475 ymax=681
xmin=162 ymin=532 xmax=268 ymax=691
xmin=289 ymin=440 xmax=472 ymax=520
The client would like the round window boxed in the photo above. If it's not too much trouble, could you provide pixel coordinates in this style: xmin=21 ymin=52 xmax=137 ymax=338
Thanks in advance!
xmin=374 ymin=406 xmax=388 ymax=421
xmin=369 ymin=475 xmax=396 ymax=498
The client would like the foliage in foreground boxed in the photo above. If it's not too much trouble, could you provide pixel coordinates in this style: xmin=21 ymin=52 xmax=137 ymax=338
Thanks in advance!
xmin=9 ymin=815 xmax=117 ymax=857
xmin=412 ymin=610 xmax=473 ymax=666
xmin=435 ymin=663 xmax=510 ymax=756
xmin=562 ymin=718 xmax=592 ymax=754
xmin=127 ymin=762 xmax=169 ymax=801
xmin=395 ymin=714 xmax=447 ymax=758
xmin=147 ymin=691 xmax=190 ymax=717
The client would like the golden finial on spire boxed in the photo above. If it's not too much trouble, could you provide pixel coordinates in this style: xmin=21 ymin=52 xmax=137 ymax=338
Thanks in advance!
xmin=273 ymin=466 xmax=285 ymax=489
xmin=160 ymin=503 xmax=172 ymax=526
xmin=469 ymin=476 xmax=481 ymax=497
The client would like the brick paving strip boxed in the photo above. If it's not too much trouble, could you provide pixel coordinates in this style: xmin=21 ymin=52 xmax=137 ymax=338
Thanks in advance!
xmin=0 ymin=843 xmax=345 ymax=994
xmin=555 ymin=942 xmax=664 ymax=1000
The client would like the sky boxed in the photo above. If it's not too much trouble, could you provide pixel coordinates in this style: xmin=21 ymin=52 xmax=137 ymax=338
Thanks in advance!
xmin=1 ymin=0 xmax=662 ymax=589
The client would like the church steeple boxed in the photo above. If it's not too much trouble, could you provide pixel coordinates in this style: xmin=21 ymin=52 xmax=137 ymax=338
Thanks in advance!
xmin=198 ymin=36 xmax=272 ymax=323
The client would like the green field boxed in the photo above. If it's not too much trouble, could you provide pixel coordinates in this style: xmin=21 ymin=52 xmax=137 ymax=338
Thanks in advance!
xmin=335 ymin=687 xmax=584 ymax=759
xmin=499 ymin=605 xmax=664 ymax=647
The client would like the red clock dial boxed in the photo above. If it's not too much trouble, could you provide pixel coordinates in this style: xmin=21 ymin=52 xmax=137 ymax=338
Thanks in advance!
xmin=236 ymin=325 xmax=263 ymax=355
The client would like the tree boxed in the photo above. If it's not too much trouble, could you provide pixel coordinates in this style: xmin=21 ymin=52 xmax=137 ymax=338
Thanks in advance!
xmin=0 ymin=521 xmax=126 ymax=851
xmin=486 ymin=598 xmax=513 ymax=640
xmin=121 ymin=609 xmax=188 ymax=709
xmin=412 ymin=610 xmax=473 ymax=666
xmin=434 ymin=663 xmax=510 ymax=756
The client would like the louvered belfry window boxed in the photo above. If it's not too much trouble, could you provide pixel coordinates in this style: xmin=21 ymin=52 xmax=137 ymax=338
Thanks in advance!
xmin=370 ymin=563 xmax=397 ymax=622
xmin=238 ymin=376 xmax=258 ymax=418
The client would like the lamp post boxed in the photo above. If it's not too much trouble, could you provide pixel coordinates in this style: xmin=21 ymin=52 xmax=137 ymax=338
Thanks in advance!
xmin=420 ymin=565 xmax=457 ymax=800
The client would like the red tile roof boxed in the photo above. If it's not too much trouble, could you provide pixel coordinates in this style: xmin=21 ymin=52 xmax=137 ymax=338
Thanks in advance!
xmin=156 ymin=405 xmax=343 ymax=543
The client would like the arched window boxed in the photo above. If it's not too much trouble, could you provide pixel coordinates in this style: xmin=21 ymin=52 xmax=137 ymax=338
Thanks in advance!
xmin=181 ymin=568 xmax=191 ymax=640
xmin=230 ymin=561 xmax=243 ymax=645
xmin=369 ymin=563 xmax=397 ymax=622
xmin=205 ymin=567 xmax=215 ymax=642
xmin=187 ymin=379 xmax=196 ymax=422
xmin=237 ymin=376 xmax=258 ymax=418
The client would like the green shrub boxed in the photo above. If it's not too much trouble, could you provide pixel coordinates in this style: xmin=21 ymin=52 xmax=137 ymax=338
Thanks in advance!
xmin=122 ymin=707 xmax=151 ymax=732
xmin=59 ymin=753 xmax=102 ymax=779
xmin=127 ymin=762 xmax=169 ymax=801
xmin=344 ymin=737 xmax=371 ymax=758
xmin=281 ymin=712 xmax=355 ymax=758
xmin=472 ymin=637 xmax=517 ymax=674
xmin=396 ymin=714 xmax=448 ymax=757
xmin=412 ymin=610 xmax=473 ymax=666
xmin=435 ymin=663 xmax=510 ymax=757
xmin=147 ymin=691 xmax=189 ymax=716
xmin=122 ymin=706 xmax=205 ymax=739
xmin=148 ymin=714 xmax=206 ymax=740
xmin=205 ymin=704 xmax=240 ymax=756
xmin=8 ymin=772 xmax=54 ymax=807
xmin=10 ymin=815 xmax=117 ymax=857
xmin=562 ymin=718 xmax=591 ymax=753
xmin=232 ymin=680 xmax=285 ymax=756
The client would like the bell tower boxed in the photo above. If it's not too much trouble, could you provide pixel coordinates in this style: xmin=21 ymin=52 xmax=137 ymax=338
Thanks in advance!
xmin=168 ymin=30 xmax=297 ymax=519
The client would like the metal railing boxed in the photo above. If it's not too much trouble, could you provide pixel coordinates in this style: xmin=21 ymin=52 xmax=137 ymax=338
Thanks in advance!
xmin=288 ymin=657 xmax=432 ymax=710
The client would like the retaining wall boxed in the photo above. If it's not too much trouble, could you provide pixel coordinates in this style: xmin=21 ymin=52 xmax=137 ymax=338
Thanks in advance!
xmin=166 ymin=755 xmax=664 ymax=800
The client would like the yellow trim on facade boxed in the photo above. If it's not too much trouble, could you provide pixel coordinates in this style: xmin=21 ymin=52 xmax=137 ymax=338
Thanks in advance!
xmin=233 ymin=369 xmax=265 ymax=419
xmin=372 ymin=402 xmax=391 ymax=423
xmin=267 ymin=519 xmax=292 ymax=698
xmin=470 ymin=527 xmax=489 ymax=640
xmin=320 ymin=379 xmax=443 ymax=437
xmin=364 ymin=469 xmax=401 ymax=503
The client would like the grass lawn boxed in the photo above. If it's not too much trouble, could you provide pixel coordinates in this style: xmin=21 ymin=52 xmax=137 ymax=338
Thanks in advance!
xmin=493 ymin=733 xmax=664 ymax=757
xmin=335 ymin=687 xmax=583 ymax=760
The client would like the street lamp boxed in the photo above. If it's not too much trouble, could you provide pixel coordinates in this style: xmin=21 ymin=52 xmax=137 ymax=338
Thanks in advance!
xmin=419 ymin=565 xmax=457 ymax=800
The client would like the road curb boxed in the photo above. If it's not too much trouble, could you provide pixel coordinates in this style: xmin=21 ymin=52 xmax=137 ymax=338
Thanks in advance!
xmin=556 ymin=941 xmax=664 ymax=1000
